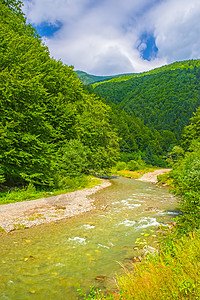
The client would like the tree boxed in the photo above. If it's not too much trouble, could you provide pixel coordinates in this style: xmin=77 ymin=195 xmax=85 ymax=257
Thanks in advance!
xmin=2 ymin=0 xmax=25 ymax=19
xmin=0 ymin=2 xmax=119 ymax=187
xmin=181 ymin=107 xmax=200 ymax=150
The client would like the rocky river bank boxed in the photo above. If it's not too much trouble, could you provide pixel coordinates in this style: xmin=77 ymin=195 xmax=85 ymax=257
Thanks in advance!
xmin=0 ymin=169 xmax=171 ymax=233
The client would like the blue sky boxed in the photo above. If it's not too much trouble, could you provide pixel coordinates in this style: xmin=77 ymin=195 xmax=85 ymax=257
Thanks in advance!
xmin=35 ymin=22 xmax=62 ymax=38
xmin=23 ymin=0 xmax=200 ymax=75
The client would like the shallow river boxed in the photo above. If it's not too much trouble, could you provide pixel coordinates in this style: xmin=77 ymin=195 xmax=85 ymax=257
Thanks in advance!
xmin=0 ymin=177 xmax=178 ymax=300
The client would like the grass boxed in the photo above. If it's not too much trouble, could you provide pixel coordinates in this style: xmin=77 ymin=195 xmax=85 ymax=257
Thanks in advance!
xmin=113 ymin=167 xmax=160 ymax=179
xmin=111 ymin=232 xmax=200 ymax=300
xmin=157 ymin=171 xmax=174 ymax=187
xmin=83 ymin=231 xmax=200 ymax=300
xmin=0 ymin=176 xmax=102 ymax=205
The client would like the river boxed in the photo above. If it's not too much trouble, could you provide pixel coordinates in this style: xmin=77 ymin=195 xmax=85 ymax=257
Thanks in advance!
xmin=0 ymin=177 xmax=178 ymax=299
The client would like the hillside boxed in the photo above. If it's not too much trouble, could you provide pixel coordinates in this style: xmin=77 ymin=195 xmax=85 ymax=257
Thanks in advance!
xmin=75 ymin=70 xmax=135 ymax=85
xmin=92 ymin=60 xmax=200 ymax=136
xmin=0 ymin=1 xmax=119 ymax=187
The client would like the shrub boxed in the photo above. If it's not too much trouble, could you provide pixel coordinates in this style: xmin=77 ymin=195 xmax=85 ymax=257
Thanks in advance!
xmin=115 ymin=161 xmax=127 ymax=171
xmin=127 ymin=160 xmax=140 ymax=171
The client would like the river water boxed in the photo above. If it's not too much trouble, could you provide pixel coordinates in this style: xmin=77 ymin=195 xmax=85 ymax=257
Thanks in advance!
xmin=0 ymin=177 xmax=178 ymax=300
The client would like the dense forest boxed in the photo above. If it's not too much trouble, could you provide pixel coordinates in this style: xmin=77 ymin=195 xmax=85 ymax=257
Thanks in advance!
xmin=1 ymin=0 xmax=200 ymax=188
xmin=79 ymin=59 xmax=200 ymax=166
xmin=92 ymin=59 xmax=200 ymax=137
xmin=0 ymin=0 xmax=119 ymax=189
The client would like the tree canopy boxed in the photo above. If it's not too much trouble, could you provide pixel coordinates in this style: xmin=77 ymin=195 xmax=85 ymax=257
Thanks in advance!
xmin=0 ymin=1 xmax=119 ymax=187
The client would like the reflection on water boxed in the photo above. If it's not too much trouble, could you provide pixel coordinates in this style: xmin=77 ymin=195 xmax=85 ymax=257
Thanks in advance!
xmin=0 ymin=177 xmax=178 ymax=299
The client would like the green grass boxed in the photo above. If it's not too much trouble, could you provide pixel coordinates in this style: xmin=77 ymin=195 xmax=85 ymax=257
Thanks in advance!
xmin=157 ymin=171 xmax=174 ymax=187
xmin=83 ymin=231 xmax=200 ymax=299
xmin=0 ymin=176 xmax=103 ymax=205
xmin=109 ymin=232 xmax=200 ymax=300
xmin=113 ymin=167 xmax=160 ymax=179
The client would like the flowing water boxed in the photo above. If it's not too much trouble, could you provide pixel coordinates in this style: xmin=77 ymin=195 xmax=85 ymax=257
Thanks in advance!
xmin=0 ymin=177 xmax=178 ymax=300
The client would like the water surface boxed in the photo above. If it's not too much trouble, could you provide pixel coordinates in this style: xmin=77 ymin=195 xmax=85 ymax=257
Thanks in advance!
xmin=0 ymin=177 xmax=178 ymax=299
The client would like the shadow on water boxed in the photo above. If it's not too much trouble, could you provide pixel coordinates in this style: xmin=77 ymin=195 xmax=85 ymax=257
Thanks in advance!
xmin=0 ymin=177 xmax=178 ymax=300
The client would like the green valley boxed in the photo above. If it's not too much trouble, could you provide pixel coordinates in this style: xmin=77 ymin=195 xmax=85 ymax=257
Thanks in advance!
xmin=1 ymin=1 xmax=200 ymax=300
xmin=79 ymin=59 xmax=200 ymax=167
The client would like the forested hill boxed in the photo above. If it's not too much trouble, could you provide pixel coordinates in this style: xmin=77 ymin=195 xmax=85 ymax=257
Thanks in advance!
xmin=2 ymin=0 xmax=200 ymax=191
xmin=91 ymin=59 xmax=200 ymax=137
xmin=0 ymin=1 xmax=119 ymax=187
xmin=75 ymin=70 xmax=135 ymax=85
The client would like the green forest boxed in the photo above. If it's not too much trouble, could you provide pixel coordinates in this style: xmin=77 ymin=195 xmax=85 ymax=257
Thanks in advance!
xmin=90 ymin=59 xmax=200 ymax=164
xmin=1 ymin=0 xmax=200 ymax=195
xmin=0 ymin=0 xmax=119 ymax=192
xmin=2 ymin=0 xmax=200 ymax=192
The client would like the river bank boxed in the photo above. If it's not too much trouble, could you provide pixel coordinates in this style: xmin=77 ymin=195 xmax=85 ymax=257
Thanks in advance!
xmin=137 ymin=168 xmax=172 ymax=183
xmin=0 ymin=169 xmax=170 ymax=233
xmin=0 ymin=175 xmax=178 ymax=300
xmin=0 ymin=180 xmax=111 ymax=232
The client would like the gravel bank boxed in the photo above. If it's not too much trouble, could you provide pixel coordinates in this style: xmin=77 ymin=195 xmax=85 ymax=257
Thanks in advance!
xmin=0 ymin=180 xmax=111 ymax=232
xmin=137 ymin=169 xmax=172 ymax=183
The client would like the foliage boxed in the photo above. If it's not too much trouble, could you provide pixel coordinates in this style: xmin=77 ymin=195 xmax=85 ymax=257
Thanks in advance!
xmin=57 ymin=139 xmax=90 ymax=178
xmin=115 ymin=156 xmax=147 ymax=171
xmin=107 ymin=104 xmax=166 ymax=166
xmin=127 ymin=160 xmax=140 ymax=171
xmin=0 ymin=176 xmax=102 ymax=205
xmin=115 ymin=161 xmax=127 ymax=171
xmin=157 ymin=171 xmax=174 ymax=187
xmin=170 ymin=151 xmax=200 ymax=232
xmin=113 ymin=167 xmax=157 ymax=179
xmin=77 ymin=285 xmax=101 ymax=299
xmin=76 ymin=71 xmax=135 ymax=85
xmin=93 ymin=60 xmax=200 ymax=138
xmin=181 ymin=107 xmax=200 ymax=150
xmin=1 ymin=0 xmax=25 ymax=19
xmin=166 ymin=145 xmax=184 ymax=166
xmin=103 ymin=232 xmax=200 ymax=300
xmin=165 ymin=108 xmax=200 ymax=232
xmin=0 ymin=2 xmax=119 ymax=188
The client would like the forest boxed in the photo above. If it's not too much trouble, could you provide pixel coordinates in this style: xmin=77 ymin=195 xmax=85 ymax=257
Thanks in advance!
xmin=89 ymin=59 xmax=200 ymax=163
xmin=1 ymin=0 xmax=200 ymax=193
xmin=0 ymin=0 xmax=119 ymax=190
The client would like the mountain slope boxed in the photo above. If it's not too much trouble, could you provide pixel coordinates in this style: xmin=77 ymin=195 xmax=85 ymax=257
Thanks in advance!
xmin=93 ymin=59 xmax=200 ymax=136
xmin=75 ymin=70 xmax=135 ymax=85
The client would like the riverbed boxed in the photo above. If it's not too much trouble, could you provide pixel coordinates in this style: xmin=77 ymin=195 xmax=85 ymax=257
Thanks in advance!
xmin=0 ymin=177 xmax=178 ymax=299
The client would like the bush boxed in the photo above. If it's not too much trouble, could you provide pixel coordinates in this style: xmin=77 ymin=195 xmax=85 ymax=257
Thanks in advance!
xmin=173 ymin=151 xmax=200 ymax=193
xmin=115 ymin=161 xmax=127 ymax=171
xmin=55 ymin=174 xmax=88 ymax=190
xmin=127 ymin=160 xmax=140 ymax=171
xmin=171 ymin=150 xmax=200 ymax=232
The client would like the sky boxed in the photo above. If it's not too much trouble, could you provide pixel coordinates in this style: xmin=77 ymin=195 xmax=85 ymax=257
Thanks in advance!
xmin=22 ymin=0 xmax=200 ymax=76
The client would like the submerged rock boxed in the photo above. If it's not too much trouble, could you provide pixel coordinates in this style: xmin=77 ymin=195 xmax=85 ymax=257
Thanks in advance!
xmin=95 ymin=276 xmax=107 ymax=281
xmin=125 ymin=256 xmax=142 ymax=263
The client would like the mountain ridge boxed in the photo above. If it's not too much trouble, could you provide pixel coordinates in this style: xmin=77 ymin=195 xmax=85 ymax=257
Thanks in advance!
xmin=76 ymin=59 xmax=200 ymax=86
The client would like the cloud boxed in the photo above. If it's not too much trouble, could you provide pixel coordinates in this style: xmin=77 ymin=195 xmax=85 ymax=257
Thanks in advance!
xmin=22 ymin=0 xmax=200 ymax=75
xmin=149 ymin=0 xmax=200 ymax=61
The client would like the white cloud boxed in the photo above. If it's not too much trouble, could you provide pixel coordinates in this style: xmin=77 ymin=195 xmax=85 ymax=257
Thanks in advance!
xmin=22 ymin=0 xmax=200 ymax=75
xmin=151 ymin=0 xmax=200 ymax=62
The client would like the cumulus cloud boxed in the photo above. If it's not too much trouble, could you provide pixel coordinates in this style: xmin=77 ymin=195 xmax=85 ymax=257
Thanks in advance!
xmin=22 ymin=0 xmax=200 ymax=75
xmin=151 ymin=0 xmax=200 ymax=62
